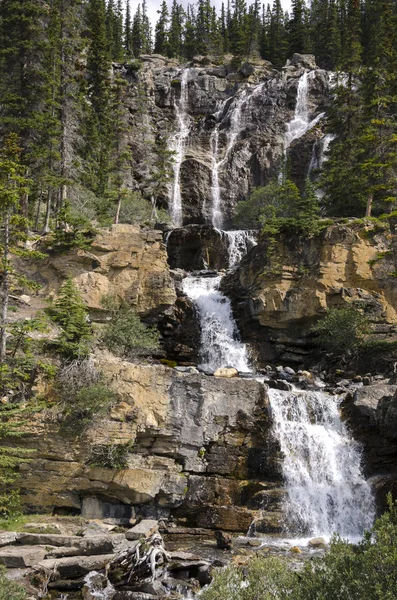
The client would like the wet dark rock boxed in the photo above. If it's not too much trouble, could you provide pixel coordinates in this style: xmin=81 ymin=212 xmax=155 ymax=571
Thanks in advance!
xmin=268 ymin=379 xmax=294 ymax=391
xmin=214 ymin=530 xmax=233 ymax=550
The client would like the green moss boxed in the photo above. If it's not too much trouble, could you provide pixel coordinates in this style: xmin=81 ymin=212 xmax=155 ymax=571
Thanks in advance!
xmin=161 ymin=359 xmax=178 ymax=368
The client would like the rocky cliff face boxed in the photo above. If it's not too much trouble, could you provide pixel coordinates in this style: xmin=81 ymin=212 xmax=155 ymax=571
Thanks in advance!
xmin=222 ymin=223 xmax=397 ymax=367
xmin=126 ymin=53 xmax=331 ymax=225
xmin=15 ymin=357 xmax=282 ymax=533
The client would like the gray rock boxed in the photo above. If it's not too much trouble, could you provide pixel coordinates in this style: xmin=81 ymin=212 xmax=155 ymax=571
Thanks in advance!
xmin=268 ymin=379 xmax=293 ymax=391
xmin=0 ymin=532 xmax=20 ymax=547
xmin=0 ymin=545 xmax=47 ymax=567
xmin=15 ymin=532 xmax=127 ymax=555
xmin=284 ymin=367 xmax=296 ymax=375
xmin=37 ymin=554 xmax=115 ymax=578
xmin=240 ymin=62 xmax=255 ymax=77
xmin=308 ymin=537 xmax=327 ymax=548
xmin=174 ymin=366 xmax=199 ymax=374
xmin=126 ymin=520 xmax=159 ymax=541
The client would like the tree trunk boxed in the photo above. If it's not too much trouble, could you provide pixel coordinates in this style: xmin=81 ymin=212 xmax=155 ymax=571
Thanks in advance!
xmin=59 ymin=0 xmax=68 ymax=214
xmin=0 ymin=210 xmax=10 ymax=363
xmin=114 ymin=194 xmax=122 ymax=225
xmin=366 ymin=193 xmax=373 ymax=217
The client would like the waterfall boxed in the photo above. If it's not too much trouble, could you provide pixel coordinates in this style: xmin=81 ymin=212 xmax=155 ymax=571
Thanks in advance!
xmin=210 ymin=89 xmax=248 ymax=228
xmin=169 ymin=69 xmax=191 ymax=227
xmin=268 ymin=388 xmax=375 ymax=539
xmin=211 ymin=128 xmax=223 ymax=229
xmin=182 ymin=275 xmax=250 ymax=372
xmin=223 ymin=230 xmax=257 ymax=269
xmin=280 ymin=71 xmax=325 ymax=181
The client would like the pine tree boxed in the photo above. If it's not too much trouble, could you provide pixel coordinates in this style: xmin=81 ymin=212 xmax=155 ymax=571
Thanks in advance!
xmin=289 ymin=0 xmax=307 ymax=55
xmin=0 ymin=136 xmax=31 ymax=363
xmin=85 ymin=0 xmax=113 ymax=195
xmin=0 ymin=0 xmax=55 ymax=219
xmin=168 ymin=0 xmax=185 ymax=57
xmin=229 ymin=0 xmax=248 ymax=58
xmin=183 ymin=5 xmax=197 ymax=59
xmin=125 ymin=1 xmax=133 ymax=57
xmin=154 ymin=1 xmax=170 ymax=56
xmin=56 ymin=0 xmax=85 ymax=219
xmin=51 ymin=277 xmax=92 ymax=359
xmin=296 ymin=178 xmax=320 ymax=235
xmin=268 ymin=0 xmax=288 ymax=67
xmin=141 ymin=0 xmax=153 ymax=54
xmin=132 ymin=5 xmax=144 ymax=57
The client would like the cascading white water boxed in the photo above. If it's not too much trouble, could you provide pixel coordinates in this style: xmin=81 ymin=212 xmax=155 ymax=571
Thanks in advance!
xmin=280 ymin=71 xmax=325 ymax=181
xmin=211 ymin=128 xmax=223 ymax=229
xmin=223 ymin=230 xmax=257 ymax=269
xmin=182 ymin=275 xmax=250 ymax=372
xmin=84 ymin=571 xmax=115 ymax=599
xmin=169 ymin=69 xmax=191 ymax=227
xmin=210 ymin=90 xmax=248 ymax=228
xmin=268 ymin=388 xmax=375 ymax=539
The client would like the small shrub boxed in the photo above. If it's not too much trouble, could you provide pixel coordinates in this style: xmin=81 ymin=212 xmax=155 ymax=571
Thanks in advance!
xmin=0 ymin=566 xmax=27 ymax=600
xmin=47 ymin=201 xmax=97 ymax=252
xmin=311 ymin=306 xmax=369 ymax=359
xmin=201 ymin=497 xmax=397 ymax=600
xmin=56 ymin=359 xmax=117 ymax=431
xmin=88 ymin=444 xmax=130 ymax=470
xmin=102 ymin=298 xmax=160 ymax=359
xmin=201 ymin=555 xmax=296 ymax=600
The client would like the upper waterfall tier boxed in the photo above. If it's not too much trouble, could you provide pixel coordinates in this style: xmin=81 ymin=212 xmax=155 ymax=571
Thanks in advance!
xmin=268 ymin=388 xmax=375 ymax=539
xmin=149 ymin=55 xmax=331 ymax=227
xmin=168 ymin=68 xmax=192 ymax=227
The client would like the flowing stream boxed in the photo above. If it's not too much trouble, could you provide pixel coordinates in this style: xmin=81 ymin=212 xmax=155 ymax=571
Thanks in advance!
xmin=268 ymin=388 xmax=375 ymax=539
xmin=169 ymin=69 xmax=191 ymax=226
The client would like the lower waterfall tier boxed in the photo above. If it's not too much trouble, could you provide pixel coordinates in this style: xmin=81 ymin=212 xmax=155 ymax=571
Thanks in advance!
xmin=268 ymin=388 xmax=375 ymax=539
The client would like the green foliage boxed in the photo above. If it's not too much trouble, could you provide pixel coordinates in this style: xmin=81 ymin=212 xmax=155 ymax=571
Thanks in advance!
xmin=0 ymin=566 xmax=27 ymax=600
xmin=97 ymin=190 xmax=170 ymax=226
xmin=295 ymin=495 xmax=397 ymax=600
xmin=0 ymin=402 xmax=33 ymax=518
xmin=201 ymin=555 xmax=296 ymax=600
xmin=50 ymin=278 xmax=93 ymax=359
xmin=202 ymin=496 xmax=397 ymax=600
xmin=56 ymin=359 xmax=117 ymax=431
xmin=235 ymin=179 xmax=322 ymax=239
xmin=48 ymin=202 xmax=97 ymax=252
xmin=102 ymin=297 xmax=160 ymax=359
xmin=311 ymin=307 xmax=370 ymax=358
xmin=88 ymin=443 xmax=130 ymax=469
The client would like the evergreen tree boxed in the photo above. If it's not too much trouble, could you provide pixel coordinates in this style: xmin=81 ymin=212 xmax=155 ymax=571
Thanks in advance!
xmin=183 ymin=5 xmax=197 ymax=59
xmin=51 ymin=277 xmax=92 ymax=359
xmin=154 ymin=1 xmax=170 ymax=55
xmin=141 ymin=0 xmax=153 ymax=54
xmin=132 ymin=5 xmax=144 ymax=57
xmin=268 ymin=0 xmax=288 ymax=67
xmin=0 ymin=136 xmax=31 ymax=363
xmin=168 ymin=0 xmax=185 ymax=57
xmin=85 ymin=0 xmax=113 ymax=195
xmin=289 ymin=0 xmax=307 ymax=55
xmin=125 ymin=0 xmax=133 ymax=57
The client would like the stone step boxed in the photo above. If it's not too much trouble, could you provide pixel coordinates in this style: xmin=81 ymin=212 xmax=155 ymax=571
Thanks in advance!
xmin=0 ymin=545 xmax=47 ymax=568
xmin=37 ymin=554 xmax=115 ymax=579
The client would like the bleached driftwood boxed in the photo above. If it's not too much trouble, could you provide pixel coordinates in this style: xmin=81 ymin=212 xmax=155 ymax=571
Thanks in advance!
xmin=107 ymin=532 xmax=171 ymax=587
